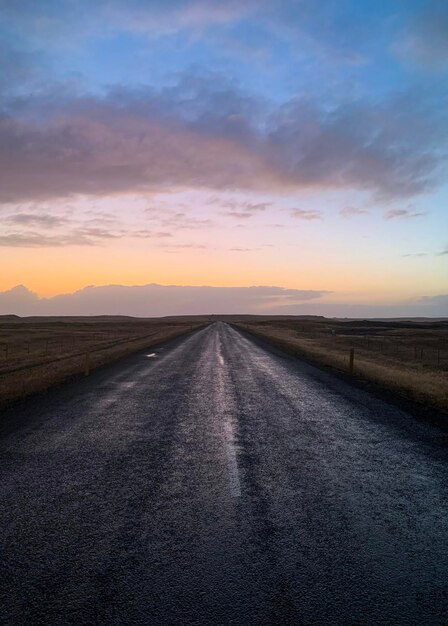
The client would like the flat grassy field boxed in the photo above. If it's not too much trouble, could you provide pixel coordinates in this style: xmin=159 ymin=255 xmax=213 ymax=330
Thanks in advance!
xmin=234 ymin=319 xmax=448 ymax=416
xmin=0 ymin=317 xmax=206 ymax=406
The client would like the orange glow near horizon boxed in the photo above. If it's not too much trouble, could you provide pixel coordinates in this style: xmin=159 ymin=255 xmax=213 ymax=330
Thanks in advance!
xmin=1 ymin=224 xmax=446 ymax=305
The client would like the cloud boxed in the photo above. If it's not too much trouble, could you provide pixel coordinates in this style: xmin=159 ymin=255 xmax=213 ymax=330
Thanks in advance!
xmin=228 ymin=247 xmax=260 ymax=252
xmin=0 ymin=84 xmax=271 ymax=203
xmin=225 ymin=211 xmax=255 ymax=219
xmin=0 ymin=283 xmax=328 ymax=316
xmin=1 ymin=284 xmax=447 ymax=318
xmin=103 ymin=0 xmax=255 ymax=35
xmin=0 ymin=224 xmax=175 ymax=247
xmin=158 ymin=243 xmax=207 ymax=250
xmin=131 ymin=230 xmax=172 ymax=239
xmin=0 ymin=73 xmax=446 ymax=205
xmin=220 ymin=201 xmax=270 ymax=211
xmin=339 ymin=206 xmax=369 ymax=217
xmin=219 ymin=199 xmax=271 ymax=219
xmin=5 ymin=213 xmax=68 ymax=227
xmin=267 ymin=92 xmax=448 ymax=199
xmin=269 ymin=300 xmax=448 ymax=318
xmin=144 ymin=208 xmax=214 ymax=231
xmin=418 ymin=294 xmax=448 ymax=312
xmin=395 ymin=1 xmax=448 ymax=69
xmin=384 ymin=209 xmax=425 ymax=220
xmin=0 ymin=285 xmax=40 ymax=316
xmin=290 ymin=209 xmax=322 ymax=220
xmin=0 ymin=229 xmax=118 ymax=247
xmin=402 ymin=252 xmax=428 ymax=258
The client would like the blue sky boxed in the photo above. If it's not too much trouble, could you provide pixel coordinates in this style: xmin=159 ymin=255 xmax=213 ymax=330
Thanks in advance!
xmin=0 ymin=0 xmax=447 ymax=315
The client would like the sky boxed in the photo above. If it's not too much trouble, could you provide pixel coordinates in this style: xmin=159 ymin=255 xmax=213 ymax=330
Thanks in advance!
xmin=0 ymin=0 xmax=447 ymax=317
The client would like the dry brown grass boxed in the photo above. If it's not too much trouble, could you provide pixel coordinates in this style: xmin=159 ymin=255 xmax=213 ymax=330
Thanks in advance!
xmin=234 ymin=319 xmax=448 ymax=415
xmin=0 ymin=318 xmax=207 ymax=406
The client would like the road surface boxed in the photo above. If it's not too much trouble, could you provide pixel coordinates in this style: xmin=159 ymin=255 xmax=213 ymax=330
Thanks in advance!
xmin=1 ymin=323 xmax=447 ymax=625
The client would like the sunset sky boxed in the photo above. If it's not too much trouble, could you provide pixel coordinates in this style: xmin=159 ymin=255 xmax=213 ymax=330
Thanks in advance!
xmin=0 ymin=0 xmax=447 ymax=316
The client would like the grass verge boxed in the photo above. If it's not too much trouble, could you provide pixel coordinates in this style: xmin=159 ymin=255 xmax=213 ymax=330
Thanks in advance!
xmin=234 ymin=321 xmax=448 ymax=421
xmin=0 ymin=320 xmax=207 ymax=407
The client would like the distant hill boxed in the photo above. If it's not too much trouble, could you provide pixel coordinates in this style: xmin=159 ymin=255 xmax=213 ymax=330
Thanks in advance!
xmin=161 ymin=314 xmax=327 ymax=322
xmin=0 ymin=315 xmax=22 ymax=322
xmin=0 ymin=313 xmax=446 ymax=325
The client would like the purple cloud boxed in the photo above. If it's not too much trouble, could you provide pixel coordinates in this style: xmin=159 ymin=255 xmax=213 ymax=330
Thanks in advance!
xmin=339 ymin=207 xmax=369 ymax=217
xmin=0 ymin=76 xmax=446 ymax=205
xmin=385 ymin=209 xmax=425 ymax=220
xmin=0 ymin=283 xmax=329 ymax=316
xmin=290 ymin=209 xmax=322 ymax=220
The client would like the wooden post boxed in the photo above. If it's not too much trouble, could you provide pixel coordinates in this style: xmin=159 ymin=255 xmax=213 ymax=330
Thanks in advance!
xmin=349 ymin=348 xmax=355 ymax=374
xmin=84 ymin=352 xmax=90 ymax=376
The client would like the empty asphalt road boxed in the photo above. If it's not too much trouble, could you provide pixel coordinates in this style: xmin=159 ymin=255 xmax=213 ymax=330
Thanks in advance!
xmin=1 ymin=322 xmax=447 ymax=626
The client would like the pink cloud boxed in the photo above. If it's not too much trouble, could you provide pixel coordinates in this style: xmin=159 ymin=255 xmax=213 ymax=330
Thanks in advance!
xmin=290 ymin=209 xmax=322 ymax=220
xmin=339 ymin=206 xmax=369 ymax=217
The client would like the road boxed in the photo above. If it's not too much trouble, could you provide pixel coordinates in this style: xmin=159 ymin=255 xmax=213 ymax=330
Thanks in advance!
xmin=0 ymin=322 xmax=447 ymax=626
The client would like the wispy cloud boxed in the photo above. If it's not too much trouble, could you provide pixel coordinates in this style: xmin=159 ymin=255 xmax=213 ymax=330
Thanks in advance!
xmin=0 ymin=223 xmax=176 ymax=248
xmin=221 ymin=201 xmax=270 ymax=211
xmin=339 ymin=206 xmax=369 ymax=218
xmin=229 ymin=247 xmax=260 ymax=252
xmin=5 ymin=213 xmax=68 ymax=227
xmin=144 ymin=207 xmax=214 ymax=230
xmin=290 ymin=209 xmax=322 ymax=220
xmin=0 ymin=231 xmax=112 ymax=247
xmin=219 ymin=200 xmax=271 ymax=219
xmin=394 ymin=1 xmax=448 ymax=70
xmin=158 ymin=243 xmax=207 ymax=249
xmin=224 ymin=211 xmax=254 ymax=219
xmin=384 ymin=209 xmax=425 ymax=220
xmin=103 ymin=0 xmax=254 ymax=36
xmin=131 ymin=230 xmax=172 ymax=239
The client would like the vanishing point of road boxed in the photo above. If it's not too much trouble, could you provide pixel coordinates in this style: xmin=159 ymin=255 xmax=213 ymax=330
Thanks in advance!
xmin=1 ymin=323 xmax=447 ymax=625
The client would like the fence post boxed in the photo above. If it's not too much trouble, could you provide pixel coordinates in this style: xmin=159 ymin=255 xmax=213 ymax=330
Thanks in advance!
xmin=349 ymin=348 xmax=355 ymax=374
xmin=84 ymin=352 xmax=90 ymax=376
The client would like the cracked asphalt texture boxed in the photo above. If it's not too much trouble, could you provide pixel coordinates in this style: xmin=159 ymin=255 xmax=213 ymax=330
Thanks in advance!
xmin=1 ymin=322 xmax=447 ymax=625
